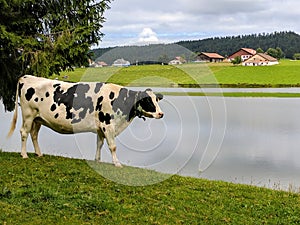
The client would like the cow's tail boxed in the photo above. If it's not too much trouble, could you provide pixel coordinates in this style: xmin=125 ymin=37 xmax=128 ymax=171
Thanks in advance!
xmin=7 ymin=80 xmax=20 ymax=138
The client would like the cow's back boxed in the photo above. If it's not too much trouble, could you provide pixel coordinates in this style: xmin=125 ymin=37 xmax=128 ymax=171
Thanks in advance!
xmin=18 ymin=75 xmax=136 ymax=135
xmin=19 ymin=75 xmax=100 ymax=134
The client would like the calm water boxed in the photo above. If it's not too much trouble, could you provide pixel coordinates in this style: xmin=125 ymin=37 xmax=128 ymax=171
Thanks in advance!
xmin=1 ymin=94 xmax=300 ymax=191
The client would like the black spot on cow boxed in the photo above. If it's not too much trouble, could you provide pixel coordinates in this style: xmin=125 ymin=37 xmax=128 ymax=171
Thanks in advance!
xmin=54 ymin=113 xmax=59 ymax=119
xmin=45 ymin=92 xmax=50 ymax=98
xmin=102 ymin=127 xmax=106 ymax=132
xmin=18 ymin=83 xmax=24 ymax=97
xmin=98 ymin=111 xmax=112 ymax=125
xmin=53 ymin=84 xmax=94 ymax=124
xmin=109 ymin=92 xmax=115 ymax=100
xmin=95 ymin=96 xmax=104 ymax=111
xmin=94 ymin=83 xmax=103 ymax=93
xmin=112 ymin=88 xmax=139 ymax=121
xmin=25 ymin=88 xmax=35 ymax=101
xmin=53 ymin=84 xmax=60 ymax=88
xmin=51 ymin=104 xmax=57 ymax=112
xmin=34 ymin=97 xmax=39 ymax=102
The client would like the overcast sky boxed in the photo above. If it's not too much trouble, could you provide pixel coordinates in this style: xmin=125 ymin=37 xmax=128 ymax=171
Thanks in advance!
xmin=98 ymin=0 xmax=300 ymax=48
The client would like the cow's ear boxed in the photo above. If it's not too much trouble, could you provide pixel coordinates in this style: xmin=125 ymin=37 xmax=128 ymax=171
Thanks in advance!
xmin=156 ymin=93 xmax=163 ymax=101
xmin=137 ymin=90 xmax=148 ymax=101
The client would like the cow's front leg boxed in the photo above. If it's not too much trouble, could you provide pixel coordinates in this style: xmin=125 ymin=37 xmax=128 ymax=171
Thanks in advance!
xmin=105 ymin=128 xmax=122 ymax=167
xmin=95 ymin=132 xmax=104 ymax=162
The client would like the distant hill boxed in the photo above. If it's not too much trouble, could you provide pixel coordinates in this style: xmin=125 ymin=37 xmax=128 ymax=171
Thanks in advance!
xmin=91 ymin=31 xmax=300 ymax=63
xmin=177 ymin=31 xmax=300 ymax=59
xmin=91 ymin=44 xmax=196 ymax=65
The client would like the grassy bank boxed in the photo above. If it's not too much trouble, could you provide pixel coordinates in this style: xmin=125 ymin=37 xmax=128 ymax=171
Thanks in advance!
xmin=1 ymin=152 xmax=299 ymax=224
xmin=163 ymin=92 xmax=300 ymax=98
xmin=53 ymin=60 xmax=300 ymax=89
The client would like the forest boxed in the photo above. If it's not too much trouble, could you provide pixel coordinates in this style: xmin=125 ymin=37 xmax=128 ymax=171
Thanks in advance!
xmin=91 ymin=31 xmax=300 ymax=63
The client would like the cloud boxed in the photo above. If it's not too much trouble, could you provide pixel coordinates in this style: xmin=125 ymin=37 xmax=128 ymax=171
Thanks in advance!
xmin=99 ymin=0 xmax=300 ymax=47
xmin=138 ymin=28 xmax=159 ymax=44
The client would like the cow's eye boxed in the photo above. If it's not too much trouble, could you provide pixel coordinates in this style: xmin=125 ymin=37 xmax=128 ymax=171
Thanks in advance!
xmin=156 ymin=93 xmax=163 ymax=101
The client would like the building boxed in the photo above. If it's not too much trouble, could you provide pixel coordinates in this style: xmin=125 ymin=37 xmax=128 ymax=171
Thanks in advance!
xmin=228 ymin=48 xmax=256 ymax=62
xmin=242 ymin=53 xmax=279 ymax=66
xmin=112 ymin=58 xmax=130 ymax=67
xmin=196 ymin=52 xmax=225 ymax=63
xmin=97 ymin=61 xmax=108 ymax=67
xmin=169 ymin=56 xmax=187 ymax=65
xmin=88 ymin=59 xmax=108 ymax=68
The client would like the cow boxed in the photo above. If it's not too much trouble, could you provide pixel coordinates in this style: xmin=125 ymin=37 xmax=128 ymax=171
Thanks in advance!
xmin=7 ymin=75 xmax=164 ymax=167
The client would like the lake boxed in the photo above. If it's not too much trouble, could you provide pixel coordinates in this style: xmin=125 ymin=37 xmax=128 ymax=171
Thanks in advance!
xmin=1 ymin=93 xmax=300 ymax=191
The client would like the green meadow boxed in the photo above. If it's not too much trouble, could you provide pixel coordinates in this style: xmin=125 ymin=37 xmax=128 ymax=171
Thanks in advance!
xmin=54 ymin=59 xmax=300 ymax=88
xmin=1 ymin=152 xmax=299 ymax=224
xmin=3 ymin=61 xmax=300 ymax=224
xmin=210 ymin=60 xmax=300 ymax=87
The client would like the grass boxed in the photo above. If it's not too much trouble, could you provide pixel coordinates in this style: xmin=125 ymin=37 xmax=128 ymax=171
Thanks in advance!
xmin=53 ymin=60 xmax=300 ymax=89
xmin=53 ymin=65 xmax=198 ymax=86
xmin=1 ymin=152 xmax=300 ymax=224
xmin=210 ymin=60 xmax=300 ymax=87
xmin=162 ymin=92 xmax=300 ymax=98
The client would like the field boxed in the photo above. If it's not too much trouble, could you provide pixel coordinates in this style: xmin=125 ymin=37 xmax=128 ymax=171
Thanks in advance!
xmin=53 ymin=60 xmax=300 ymax=88
xmin=211 ymin=60 xmax=300 ymax=87
xmin=1 ymin=152 xmax=299 ymax=224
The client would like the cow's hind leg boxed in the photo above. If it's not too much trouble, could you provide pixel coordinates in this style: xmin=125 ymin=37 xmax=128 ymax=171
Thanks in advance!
xmin=105 ymin=128 xmax=122 ymax=167
xmin=30 ymin=121 xmax=42 ymax=157
xmin=95 ymin=131 xmax=104 ymax=162
xmin=20 ymin=118 xmax=34 ymax=158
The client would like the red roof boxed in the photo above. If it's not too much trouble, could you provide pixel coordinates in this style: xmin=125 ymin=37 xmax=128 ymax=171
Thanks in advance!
xmin=241 ymin=48 xmax=257 ymax=55
xmin=201 ymin=52 xmax=225 ymax=59
xmin=228 ymin=48 xmax=257 ymax=59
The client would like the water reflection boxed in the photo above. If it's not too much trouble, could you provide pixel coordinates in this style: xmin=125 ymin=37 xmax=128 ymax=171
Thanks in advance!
xmin=1 ymin=95 xmax=300 ymax=191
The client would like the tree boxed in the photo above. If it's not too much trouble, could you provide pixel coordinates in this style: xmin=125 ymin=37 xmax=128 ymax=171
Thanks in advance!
xmin=256 ymin=48 xmax=264 ymax=53
xmin=231 ymin=56 xmax=242 ymax=66
xmin=0 ymin=0 xmax=112 ymax=111
xmin=158 ymin=54 xmax=170 ymax=65
xmin=293 ymin=53 xmax=300 ymax=60
xmin=266 ymin=47 xmax=284 ymax=60
xmin=276 ymin=47 xmax=284 ymax=59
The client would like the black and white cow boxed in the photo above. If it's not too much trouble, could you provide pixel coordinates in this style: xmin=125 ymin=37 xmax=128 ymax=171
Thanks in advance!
xmin=7 ymin=75 xmax=164 ymax=167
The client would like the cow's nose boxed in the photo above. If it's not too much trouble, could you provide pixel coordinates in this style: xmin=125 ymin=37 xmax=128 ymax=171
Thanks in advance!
xmin=158 ymin=112 xmax=164 ymax=118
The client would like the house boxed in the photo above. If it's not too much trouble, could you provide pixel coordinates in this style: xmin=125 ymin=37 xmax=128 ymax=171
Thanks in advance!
xmin=88 ymin=59 xmax=108 ymax=68
xmin=228 ymin=48 xmax=256 ymax=62
xmin=169 ymin=56 xmax=187 ymax=65
xmin=97 ymin=61 xmax=108 ymax=67
xmin=112 ymin=58 xmax=130 ymax=67
xmin=196 ymin=52 xmax=225 ymax=63
xmin=242 ymin=53 xmax=279 ymax=66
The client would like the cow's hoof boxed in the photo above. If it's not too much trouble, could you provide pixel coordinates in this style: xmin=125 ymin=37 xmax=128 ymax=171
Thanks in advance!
xmin=36 ymin=154 xmax=43 ymax=157
xmin=114 ymin=162 xmax=123 ymax=168
xmin=21 ymin=154 xmax=28 ymax=159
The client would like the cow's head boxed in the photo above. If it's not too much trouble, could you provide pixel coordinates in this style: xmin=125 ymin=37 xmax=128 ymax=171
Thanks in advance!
xmin=137 ymin=89 xmax=164 ymax=119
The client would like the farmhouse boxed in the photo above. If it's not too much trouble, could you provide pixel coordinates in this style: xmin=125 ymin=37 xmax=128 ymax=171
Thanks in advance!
xmin=113 ymin=58 xmax=130 ymax=67
xmin=169 ymin=56 xmax=187 ymax=65
xmin=89 ymin=61 xmax=108 ymax=68
xmin=196 ymin=52 xmax=225 ymax=63
xmin=228 ymin=48 xmax=256 ymax=62
xmin=242 ymin=53 xmax=279 ymax=66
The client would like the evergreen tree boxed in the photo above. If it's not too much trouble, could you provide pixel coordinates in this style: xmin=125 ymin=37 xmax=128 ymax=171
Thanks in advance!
xmin=0 ymin=0 xmax=111 ymax=111
xmin=256 ymin=48 xmax=264 ymax=53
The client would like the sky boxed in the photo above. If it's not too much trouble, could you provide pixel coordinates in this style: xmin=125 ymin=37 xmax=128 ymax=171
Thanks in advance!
xmin=98 ymin=0 xmax=300 ymax=48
